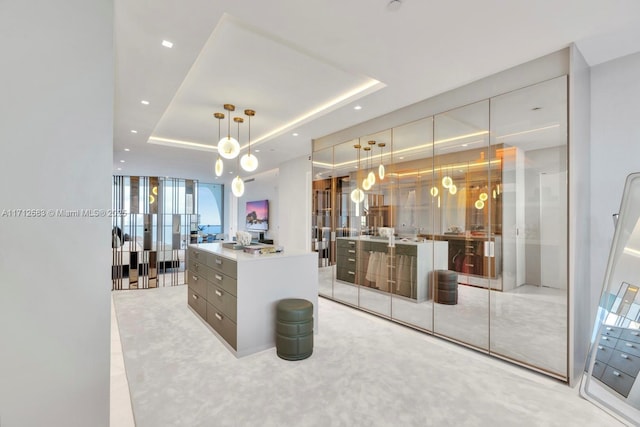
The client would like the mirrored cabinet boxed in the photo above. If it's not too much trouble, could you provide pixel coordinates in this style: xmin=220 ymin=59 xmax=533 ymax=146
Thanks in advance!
xmin=312 ymin=74 xmax=570 ymax=380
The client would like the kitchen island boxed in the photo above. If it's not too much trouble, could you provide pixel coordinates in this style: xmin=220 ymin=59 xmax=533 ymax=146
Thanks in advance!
xmin=187 ymin=243 xmax=318 ymax=357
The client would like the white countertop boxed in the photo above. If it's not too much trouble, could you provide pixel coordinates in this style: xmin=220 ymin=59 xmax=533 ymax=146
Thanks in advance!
xmin=189 ymin=242 xmax=313 ymax=262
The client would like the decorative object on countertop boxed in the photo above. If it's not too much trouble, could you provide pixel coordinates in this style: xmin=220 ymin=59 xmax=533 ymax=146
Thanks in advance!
xmin=236 ymin=230 xmax=252 ymax=246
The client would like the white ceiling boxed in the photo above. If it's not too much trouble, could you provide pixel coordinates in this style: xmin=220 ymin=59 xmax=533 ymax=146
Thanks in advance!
xmin=114 ymin=0 xmax=640 ymax=185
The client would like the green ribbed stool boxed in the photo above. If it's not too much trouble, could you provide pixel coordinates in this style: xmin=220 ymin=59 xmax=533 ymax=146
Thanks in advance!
xmin=276 ymin=299 xmax=313 ymax=361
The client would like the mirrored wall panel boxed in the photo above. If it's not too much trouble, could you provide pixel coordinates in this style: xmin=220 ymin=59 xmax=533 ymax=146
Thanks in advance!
xmin=312 ymin=75 xmax=569 ymax=380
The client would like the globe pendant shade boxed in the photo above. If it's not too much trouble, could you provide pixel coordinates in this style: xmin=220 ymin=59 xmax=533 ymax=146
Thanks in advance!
xmin=449 ymin=184 xmax=457 ymax=195
xmin=367 ymin=171 xmax=376 ymax=186
xmin=430 ymin=186 xmax=439 ymax=197
xmin=240 ymin=153 xmax=258 ymax=172
xmin=214 ymin=158 xmax=223 ymax=176
xmin=378 ymin=164 xmax=385 ymax=180
xmin=362 ymin=178 xmax=372 ymax=191
xmin=231 ymin=176 xmax=245 ymax=197
xmin=442 ymin=176 xmax=453 ymax=188
xmin=350 ymin=188 xmax=365 ymax=203
xmin=218 ymin=136 xmax=240 ymax=159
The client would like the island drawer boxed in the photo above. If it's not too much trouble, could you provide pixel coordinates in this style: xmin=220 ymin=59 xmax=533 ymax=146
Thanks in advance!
xmin=211 ymin=270 xmax=237 ymax=296
xmin=209 ymin=254 xmax=237 ymax=279
xmin=187 ymin=287 xmax=206 ymax=319
xmin=206 ymin=282 xmax=237 ymax=322
xmin=187 ymin=271 xmax=206 ymax=297
xmin=206 ymin=302 xmax=237 ymax=350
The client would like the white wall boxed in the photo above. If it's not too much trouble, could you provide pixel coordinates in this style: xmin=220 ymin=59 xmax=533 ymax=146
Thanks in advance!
xmin=590 ymin=51 xmax=640 ymax=317
xmin=278 ymin=155 xmax=312 ymax=253
xmin=0 ymin=1 xmax=113 ymax=426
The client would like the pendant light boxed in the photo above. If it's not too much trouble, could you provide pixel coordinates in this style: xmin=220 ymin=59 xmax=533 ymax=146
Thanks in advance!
xmin=378 ymin=142 xmax=385 ymax=180
xmin=350 ymin=144 xmax=365 ymax=203
xmin=367 ymin=140 xmax=376 ymax=186
xmin=449 ymin=184 xmax=457 ymax=195
xmin=442 ymin=175 xmax=453 ymax=189
xmin=218 ymin=104 xmax=240 ymax=159
xmin=240 ymin=109 xmax=258 ymax=172
xmin=362 ymin=145 xmax=372 ymax=191
xmin=231 ymin=116 xmax=245 ymax=197
xmin=213 ymin=112 xmax=224 ymax=176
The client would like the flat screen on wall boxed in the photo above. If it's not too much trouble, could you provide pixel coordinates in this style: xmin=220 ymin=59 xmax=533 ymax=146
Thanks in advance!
xmin=246 ymin=199 xmax=269 ymax=231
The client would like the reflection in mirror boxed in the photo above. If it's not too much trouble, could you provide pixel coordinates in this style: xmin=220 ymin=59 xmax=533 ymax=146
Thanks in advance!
xmin=432 ymin=100 xmax=490 ymax=350
xmin=388 ymin=117 xmax=439 ymax=330
xmin=581 ymin=173 xmax=640 ymax=425
xmin=312 ymin=146 xmax=334 ymax=298
xmin=489 ymin=76 xmax=568 ymax=378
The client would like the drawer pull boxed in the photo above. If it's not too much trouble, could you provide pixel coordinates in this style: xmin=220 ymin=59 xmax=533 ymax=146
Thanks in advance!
xmin=598 ymin=345 xmax=604 ymax=350
xmin=215 ymin=290 xmax=223 ymax=297
xmin=194 ymin=263 xmax=199 ymax=270
xmin=348 ymin=241 xmax=355 ymax=245
xmin=215 ymin=313 xmax=223 ymax=321
xmin=348 ymin=271 xmax=355 ymax=275
xmin=192 ymin=294 xmax=198 ymax=300
xmin=632 ymin=331 xmax=639 ymax=336
xmin=192 ymin=276 xmax=198 ymax=281
xmin=215 ymin=258 xmax=222 ymax=265
xmin=348 ymin=250 xmax=356 ymax=254
xmin=606 ymin=327 xmax=613 ymax=331
xmin=613 ymin=370 xmax=621 ymax=377
xmin=215 ymin=274 xmax=222 ymax=281
xmin=602 ymin=337 xmax=608 ymax=340
xmin=625 ymin=342 xmax=634 ymax=347
xmin=348 ymin=258 xmax=355 ymax=262
xmin=621 ymin=354 xmax=629 ymax=359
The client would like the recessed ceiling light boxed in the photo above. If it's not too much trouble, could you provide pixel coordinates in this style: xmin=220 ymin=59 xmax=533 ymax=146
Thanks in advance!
xmin=254 ymin=149 xmax=260 ymax=153
xmin=120 ymin=160 xmax=125 ymax=163
xmin=292 ymin=133 xmax=299 ymax=136
xmin=229 ymin=171 xmax=233 ymax=174
xmin=354 ymin=105 xmax=362 ymax=110
xmin=124 ymin=148 xmax=130 ymax=152
xmin=141 ymin=100 xmax=149 ymax=105
xmin=130 ymin=130 xmax=137 ymax=134
xmin=399 ymin=157 xmax=405 ymax=160
xmin=387 ymin=0 xmax=402 ymax=11
xmin=116 ymin=167 xmax=122 ymax=171
xmin=161 ymin=40 xmax=173 ymax=48
xmin=462 ymin=144 xmax=468 ymax=147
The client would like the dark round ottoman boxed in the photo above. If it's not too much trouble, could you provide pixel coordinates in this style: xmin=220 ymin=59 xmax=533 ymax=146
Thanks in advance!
xmin=435 ymin=270 xmax=458 ymax=305
xmin=276 ymin=299 xmax=314 ymax=360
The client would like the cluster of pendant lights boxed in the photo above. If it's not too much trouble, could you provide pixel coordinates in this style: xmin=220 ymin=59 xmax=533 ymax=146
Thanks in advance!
xmin=350 ymin=141 xmax=386 ymax=203
xmin=213 ymin=104 xmax=258 ymax=197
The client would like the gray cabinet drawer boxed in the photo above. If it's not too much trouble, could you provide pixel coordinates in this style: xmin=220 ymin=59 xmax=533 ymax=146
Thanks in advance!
xmin=337 ymin=246 xmax=358 ymax=257
xmin=615 ymin=338 xmax=640 ymax=358
xmin=206 ymin=302 xmax=237 ymax=350
xmin=187 ymin=271 xmax=206 ymax=297
xmin=621 ymin=328 xmax=640 ymax=344
xmin=395 ymin=244 xmax=417 ymax=256
xmin=336 ymin=267 xmax=357 ymax=283
xmin=188 ymin=247 xmax=206 ymax=262
xmin=337 ymin=239 xmax=358 ymax=248
xmin=209 ymin=254 xmax=237 ymax=279
xmin=187 ymin=287 xmax=206 ymax=319
xmin=595 ymin=344 xmax=614 ymax=364
xmin=189 ymin=259 xmax=214 ymax=282
xmin=211 ymin=270 xmax=237 ymax=296
xmin=206 ymin=282 xmax=237 ymax=322
xmin=599 ymin=335 xmax=618 ymax=349
xmin=607 ymin=350 xmax=640 ymax=378
xmin=601 ymin=325 xmax=623 ymax=338
xmin=592 ymin=360 xmax=606 ymax=379
xmin=600 ymin=365 xmax=635 ymax=397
